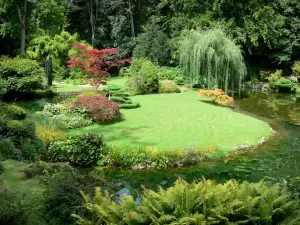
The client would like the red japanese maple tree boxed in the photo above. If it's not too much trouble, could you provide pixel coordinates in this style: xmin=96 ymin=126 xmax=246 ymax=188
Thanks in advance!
xmin=67 ymin=43 xmax=131 ymax=91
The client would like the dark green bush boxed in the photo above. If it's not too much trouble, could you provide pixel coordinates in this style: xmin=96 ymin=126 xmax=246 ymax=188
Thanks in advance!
xmin=48 ymin=134 xmax=109 ymax=166
xmin=275 ymin=78 xmax=297 ymax=93
xmin=0 ymin=138 xmax=17 ymax=160
xmin=44 ymin=166 xmax=115 ymax=224
xmin=0 ymin=191 xmax=28 ymax=225
xmin=6 ymin=105 xmax=27 ymax=120
xmin=0 ymin=57 xmax=44 ymax=95
xmin=74 ymin=179 xmax=300 ymax=225
xmin=23 ymin=161 xmax=55 ymax=178
xmin=7 ymin=119 xmax=36 ymax=145
xmin=21 ymin=138 xmax=45 ymax=161
xmin=0 ymin=162 xmax=4 ymax=174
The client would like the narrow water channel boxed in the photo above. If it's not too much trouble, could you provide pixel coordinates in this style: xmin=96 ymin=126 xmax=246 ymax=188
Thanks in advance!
xmin=96 ymin=93 xmax=300 ymax=191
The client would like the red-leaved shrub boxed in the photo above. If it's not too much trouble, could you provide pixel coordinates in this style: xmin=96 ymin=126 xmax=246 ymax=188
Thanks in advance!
xmin=72 ymin=96 xmax=121 ymax=122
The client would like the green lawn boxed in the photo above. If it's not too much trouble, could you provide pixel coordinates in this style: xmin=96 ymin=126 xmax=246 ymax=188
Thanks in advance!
xmin=69 ymin=92 xmax=272 ymax=155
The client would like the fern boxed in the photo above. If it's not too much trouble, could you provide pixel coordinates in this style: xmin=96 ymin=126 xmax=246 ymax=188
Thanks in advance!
xmin=73 ymin=179 xmax=300 ymax=225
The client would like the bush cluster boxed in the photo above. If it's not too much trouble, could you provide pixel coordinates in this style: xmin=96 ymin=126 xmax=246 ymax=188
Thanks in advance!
xmin=125 ymin=58 xmax=160 ymax=94
xmin=42 ymin=103 xmax=93 ymax=129
xmin=0 ymin=105 xmax=45 ymax=161
xmin=275 ymin=78 xmax=296 ymax=93
xmin=103 ymin=84 xmax=140 ymax=109
xmin=72 ymin=96 xmax=121 ymax=122
xmin=159 ymin=80 xmax=181 ymax=93
xmin=0 ymin=57 xmax=44 ymax=97
xmin=159 ymin=67 xmax=185 ymax=84
xmin=43 ymin=166 xmax=116 ymax=224
xmin=98 ymin=144 xmax=216 ymax=170
xmin=48 ymin=134 xmax=109 ymax=166
xmin=74 ymin=179 xmax=300 ymax=224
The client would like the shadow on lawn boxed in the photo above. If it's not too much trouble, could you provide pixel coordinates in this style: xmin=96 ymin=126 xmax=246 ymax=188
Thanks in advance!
xmin=105 ymin=125 xmax=157 ymax=147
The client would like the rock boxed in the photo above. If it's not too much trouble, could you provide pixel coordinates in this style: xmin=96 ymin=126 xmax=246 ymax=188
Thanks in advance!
xmin=131 ymin=163 xmax=146 ymax=170
xmin=115 ymin=187 xmax=131 ymax=203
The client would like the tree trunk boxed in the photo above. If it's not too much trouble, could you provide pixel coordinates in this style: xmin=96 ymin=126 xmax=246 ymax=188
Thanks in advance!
xmin=128 ymin=0 xmax=135 ymax=37
xmin=17 ymin=0 xmax=27 ymax=55
xmin=21 ymin=24 xmax=26 ymax=55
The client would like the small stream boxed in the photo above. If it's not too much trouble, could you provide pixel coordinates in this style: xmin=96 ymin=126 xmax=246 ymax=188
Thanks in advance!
xmin=95 ymin=92 xmax=300 ymax=191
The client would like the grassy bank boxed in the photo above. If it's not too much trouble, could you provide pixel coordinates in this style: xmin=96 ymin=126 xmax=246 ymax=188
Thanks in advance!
xmin=69 ymin=91 xmax=273 ymax=156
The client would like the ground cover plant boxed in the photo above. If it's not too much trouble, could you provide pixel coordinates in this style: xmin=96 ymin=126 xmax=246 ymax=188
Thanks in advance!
xmin=69 ymin=92 xmax=272 ymax=155
xmin=73 ymin=179 xmax=300 ymax=224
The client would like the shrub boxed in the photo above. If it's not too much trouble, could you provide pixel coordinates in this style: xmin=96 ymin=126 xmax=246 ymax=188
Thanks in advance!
xmin=23 ymin=160 xmax=56 ymax=178
xmin=42 ymin=103 xmax=93 ymax=129
xmin=159 ymin=67 xmax=184 ymax=81
xmin=77 ymin=90 xmax=104 ymax=98
xmin=72 ymin=96 xmax=121 ymax=122
xmin=43 ymin=103 xmax=64 ymax=116
xmin=0 ymin=191 xmax=28 ymax=225
xmin=0 ymin=138 xmax=17 ymax=160
xmin=21 ymin=138 xmax=45 ymax=161
xmin=126 ymin=60 xmax=160 ymax=94
xmin=275 ymin=78 xmax=296 ymax=93
xmin=36 ymin=123 xmax=66 ymax=147
xmin=174 ymin=76 xmax=185 ymax=85
xmin=267 ymin=69 xmax=282 ymax=88
xmin=0 ymin=57 xmax=43 ymax=95
xmin=6 ymin=105 xmax=27 ymax=120
xmin=43 ymin=166 xmax=115 ymax=224
xmin=48 ymin=134 xmax=109 ymax=166
xmin=73 ymin=179 xmax=300 ymax=225
xmin=159 ymin=80 xmax=181 ymax=93
xmin=7 ymin=119 xmax=36 ymax=144
xmin=198 ymin=89 xmax=233 ymax=106
xmin=292 ymin=61 xmax=300 ymax=79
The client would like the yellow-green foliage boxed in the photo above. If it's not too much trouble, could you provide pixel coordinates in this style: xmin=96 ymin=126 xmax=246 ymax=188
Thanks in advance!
xmin=73 ymin=179 xmax=300 ymax=224
xmin=36 ymin=124 xmax=66 ymax=147
xmin=267 ymin=69 xmax=282 ymax=88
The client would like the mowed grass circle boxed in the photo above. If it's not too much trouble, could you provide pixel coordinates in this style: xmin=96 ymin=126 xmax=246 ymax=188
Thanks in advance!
xmin=69 ymin=92 xmax=273 ymax=155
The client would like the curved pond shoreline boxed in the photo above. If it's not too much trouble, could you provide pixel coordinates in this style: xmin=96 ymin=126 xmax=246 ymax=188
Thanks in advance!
xmin=94 ymin=92 xmax=300 ymax=192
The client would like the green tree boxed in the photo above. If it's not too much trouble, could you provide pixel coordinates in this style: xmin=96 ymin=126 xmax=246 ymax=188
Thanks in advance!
xmin=27 ymin=31 xmax=78 ymax=78
xmin=179 ymin=29 xmax=246 ymax=94
xmin=133 ymin=22 xmax=171 ymax=66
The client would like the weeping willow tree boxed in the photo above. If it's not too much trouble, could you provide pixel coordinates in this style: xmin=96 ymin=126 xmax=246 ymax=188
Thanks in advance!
xmin=179 ymin=29 xmax=246 ymax=95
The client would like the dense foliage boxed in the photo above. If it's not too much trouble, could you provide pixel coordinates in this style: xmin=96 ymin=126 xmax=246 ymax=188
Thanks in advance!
xmin=74 ymin=179 xmax=300 ymax=224
xmin=48 ymin=134 xmax=109 ymax=166
xmin=0 ymin=104 xmax=45 ymax=160
xmin=73 ymin=96 xmax=121 ymax=122
xmin=133 ymin=22 xmax=171 ymax=66
xmin=0 ymin=57 xmax=43 ymax=97
xmin=126 ymin=59 xmax=160 ymax=94
xmin=180 ymin=29 xmax=246 ymax=93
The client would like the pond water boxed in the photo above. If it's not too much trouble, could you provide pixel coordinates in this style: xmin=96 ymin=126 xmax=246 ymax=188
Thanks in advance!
xmin=95 ymin=92 xmax=300 ymax=191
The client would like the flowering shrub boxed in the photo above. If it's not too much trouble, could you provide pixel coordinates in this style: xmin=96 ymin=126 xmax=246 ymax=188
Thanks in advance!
xmin=198 ymin=89 xmax=233 ymax=106
xmin=72 ymin=96 xmax=121 ymax=122
xmin=67 ymin=43 xmax=131 ymax=91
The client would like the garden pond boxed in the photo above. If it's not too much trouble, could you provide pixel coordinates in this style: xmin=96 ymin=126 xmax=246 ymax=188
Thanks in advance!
xmin=94 ymin=92 xmax=300 ymax=192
